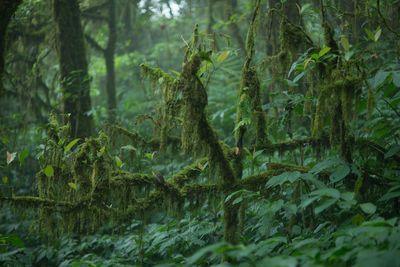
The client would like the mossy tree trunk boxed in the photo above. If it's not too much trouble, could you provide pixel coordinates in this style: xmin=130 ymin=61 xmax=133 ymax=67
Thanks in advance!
xmin=0 ymin=0 xmax=22 ymax=95
xmin=52 ymin=0 xmax=93 ymax=138
xmin=283 ymin=0 xmax=301 ymax=25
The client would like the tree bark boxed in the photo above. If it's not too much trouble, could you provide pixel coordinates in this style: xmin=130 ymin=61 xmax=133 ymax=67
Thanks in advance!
xmin=52 ymin=0 xmax=93 ymax=138
xmin=0 ymin=0 xmax=22 ymax=95
xmin=224 ymin=0 xmax=246 ymax=55
xmin=105 ymin=0 xmax=117 ymax=123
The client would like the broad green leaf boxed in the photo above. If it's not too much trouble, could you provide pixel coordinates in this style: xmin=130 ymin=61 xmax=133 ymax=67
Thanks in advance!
xmin=362 ymin=218 xmax=395 ymax=227
xmin=379 ymin=190 xmax=400 ymax=201
xmin=225 ymin=189 xmax=252 ymax=203
xmin=217 ymin=51 xmax=229 ymax=63
xmin=370 ymin=70 xmax=390 ymax=89
xmin=360 ymin=203 xmax=377 ymax=214
xmin=344 ymin=50 xmax=354 ymax=61
xmin=365 ymin=28 xmax=375 ymax=40
xmin=314 ymin=222 xmax=331 ymax=233
xmin=6 ymin=151 xmax=17 ymax=165
xmin=145 ymin=153 xmax=153 ymax=160
xmin=284 ymin=79 xmax=298 ymax=87
xmin=304 ymin=57 xmax=312 ymax=69
xmin=301 ymin=173 xmax=327 ymax=189
xmin=121 ymin=145 xmax=137 ymax=152
xmin=340 ymin=36 xmax=350 ymax=52
xmin=330 ymin=164 xmax=350 ymax=183
xmin=57 ymin=138 xmax=63 ymax=146
xmin=315 ymin=198 xmax=337 ymax=214
xmin=266 ymin=171 xmax=301 ymax=188
xmin=374 ymin=27 xmax=382 ymax=41
xmin=2 ymin=176 xmax=8 ymax=184
xmin=232 ymin=196 xmax=243 ymax=205
xmin=288 ymin=62 xmax=298 ymax=77
xmin=115 ymin=156 xmax=123 ymax=167
xmin=285 ymin=203 xmax=297 ymax=215
xmin=393 ymin=71 xmax=400 ymax=87
xmin=44 ymin=165 xmax=54 ymax=177
xmin=293 ymin=238 xmax=318 ymax=249
xmin=310 ymin=188 xmax=340 ymax=199
xmin=287 ymin=171 xmax=302 ymax=183
xmin=19 ymin=150 xmax=28 ymax=165
xmin=340 ymin=192 xmax=354 ymax=201
xmin=64 ymin=138 xmax=80 ymax=153
xmin=260 ymin=257 xmax=298 ymax=267
xmin=186 ymin=242 xmax=228 ymax=265
xmin=68 ymin=182 xmax=77 ymax=191
xmin=318 ymin=47 xmax=331 ymax=57
xmin=0 ymin=234 xmax=24 ymax=247
xmin=300 ymin=3 xmax=311 ymax=14
xmin=252 ymin=150 xmax=264 ymax=159
xmin=311 ymin=158 xmax=343 ymax=174
xmin=384 ymin=144 xmax=400 ymax=159
xmin=293 ymin=71 xmax=305 ymax=83
xmin=233 ymin=118 xmax=251 ymax=132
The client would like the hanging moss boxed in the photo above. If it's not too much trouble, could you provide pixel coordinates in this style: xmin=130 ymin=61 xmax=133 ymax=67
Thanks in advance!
xmin=140 ymin=63 xmax=175 ymax=88
xmin=140 ymin=63 xmax=182 ymax=152
xmin=234 ymin=0 xmax=269 ymax=183
xmin=111 ymin=172 xmax=156 ymax=187
xmin=109 ymin=125 xmax=146 ymax=149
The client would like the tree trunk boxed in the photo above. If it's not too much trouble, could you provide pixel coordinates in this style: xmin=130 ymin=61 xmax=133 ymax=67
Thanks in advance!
xmin=0 ymin=0 xmax=22 ymax=95
xmin=105 ymin=0 xmax=117 ymax=123
xmin=52 ymin=0 xmax=93 ymax=138
xmin=224 ymin=0 xmax=246 ymax=55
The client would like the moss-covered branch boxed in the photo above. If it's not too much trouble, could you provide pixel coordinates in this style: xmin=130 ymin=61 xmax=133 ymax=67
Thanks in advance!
xmin=0 ymin=196 xmax=76 ymax=208
xmin=260 ymin=136 xmax=329 ymax=154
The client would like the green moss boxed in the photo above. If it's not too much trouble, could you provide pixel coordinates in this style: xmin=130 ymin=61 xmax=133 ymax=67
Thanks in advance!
xmin=111 ymin=172 xmax=155 ymax=187
xmin=140 ymin=63 xmax=175 ymax=88
xmin=267 ymin=162 xmax=310 ymax=173
xmin=168 ymin=158 xmax=206 ymax=187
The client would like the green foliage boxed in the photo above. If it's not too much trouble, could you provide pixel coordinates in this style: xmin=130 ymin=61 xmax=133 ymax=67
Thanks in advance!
xmin=1 ymin=0 xmax=400 ymax=266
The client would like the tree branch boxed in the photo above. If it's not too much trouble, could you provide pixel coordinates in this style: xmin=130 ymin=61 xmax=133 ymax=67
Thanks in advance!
xmin=85 ymin=34 xmax=106 ymax=53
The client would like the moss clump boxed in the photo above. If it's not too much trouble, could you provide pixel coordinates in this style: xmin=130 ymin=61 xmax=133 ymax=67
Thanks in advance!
xmin=111 ymin=172 xmax=155 ymax=187
xmin=267 ymin=162 xmax=310 ymax=173
xmin=73 ymin=133 xmax=112 ymax=205
xmin=168 ymin=158 xmax=206 ymax=187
